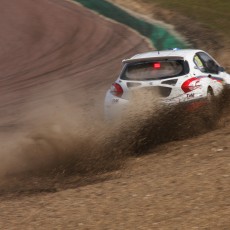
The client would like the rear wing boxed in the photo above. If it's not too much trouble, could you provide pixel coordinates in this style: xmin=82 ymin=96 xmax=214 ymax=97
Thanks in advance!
xmin=122 ymin=56 xmax=184 ymax=64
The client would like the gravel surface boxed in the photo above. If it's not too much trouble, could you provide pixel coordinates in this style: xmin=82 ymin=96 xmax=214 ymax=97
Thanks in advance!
xmin=0 ymin=0 xmax=229 ymax=229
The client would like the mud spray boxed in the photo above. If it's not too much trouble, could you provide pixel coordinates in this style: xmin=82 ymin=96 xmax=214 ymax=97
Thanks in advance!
xmin=0 ymin=87 xmax=230 ymax=195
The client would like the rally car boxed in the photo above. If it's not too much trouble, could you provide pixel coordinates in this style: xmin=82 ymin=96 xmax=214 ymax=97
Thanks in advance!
xmin=104 ymin=49 xmax=230 ymax=119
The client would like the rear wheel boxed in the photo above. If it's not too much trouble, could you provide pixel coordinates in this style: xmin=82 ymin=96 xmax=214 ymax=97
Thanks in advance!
xmin=203 ymin=87 xmax=219 ymax=127
xmin=207 ymin=87 xmax=214 ymax=102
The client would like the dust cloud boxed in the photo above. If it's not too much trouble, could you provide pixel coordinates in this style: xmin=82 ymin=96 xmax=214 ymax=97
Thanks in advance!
xmin=0 ymin=86 xmax=229 ymax=191
xmin=0 ymin=97 xmax=124 ymax=178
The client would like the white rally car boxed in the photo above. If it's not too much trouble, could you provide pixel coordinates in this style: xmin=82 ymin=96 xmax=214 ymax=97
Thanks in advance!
xmin=104 ymin=49 xmax=230 ymax=119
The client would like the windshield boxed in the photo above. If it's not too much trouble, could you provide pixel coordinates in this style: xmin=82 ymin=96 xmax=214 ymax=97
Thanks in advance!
xmin=121 ymin=60 xmax=187 ymax=81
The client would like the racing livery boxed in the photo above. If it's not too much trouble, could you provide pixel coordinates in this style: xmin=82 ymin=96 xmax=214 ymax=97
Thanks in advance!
xmin=104 ymin=49 xmax=230 ymax=119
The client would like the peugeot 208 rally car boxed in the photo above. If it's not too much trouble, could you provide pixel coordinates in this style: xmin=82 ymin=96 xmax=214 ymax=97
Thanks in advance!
xmin=104 ymin=49 xmax=230 ymax=119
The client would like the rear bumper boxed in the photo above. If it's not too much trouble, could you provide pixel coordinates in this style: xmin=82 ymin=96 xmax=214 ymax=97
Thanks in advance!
xmin=104 ymin=90 xmax=207 ymax=120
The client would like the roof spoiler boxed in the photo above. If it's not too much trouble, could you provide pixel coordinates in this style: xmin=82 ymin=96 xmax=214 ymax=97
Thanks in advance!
xmin=122 ymin=56 xmax=184 ymax=64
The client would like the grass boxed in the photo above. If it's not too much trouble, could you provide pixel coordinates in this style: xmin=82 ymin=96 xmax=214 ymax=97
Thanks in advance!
xmin=144 ymin=0 xmax=230 ymax=38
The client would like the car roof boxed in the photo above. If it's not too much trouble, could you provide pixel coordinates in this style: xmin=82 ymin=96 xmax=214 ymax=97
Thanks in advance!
xmin=123 ymin=49 xmax=203 ymax=63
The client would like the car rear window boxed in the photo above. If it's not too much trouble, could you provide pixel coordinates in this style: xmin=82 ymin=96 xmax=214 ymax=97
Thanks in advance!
xmin=120 ymin=60 xmax=187 ymax=81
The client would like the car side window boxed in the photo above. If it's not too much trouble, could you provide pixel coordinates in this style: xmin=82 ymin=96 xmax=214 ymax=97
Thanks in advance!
xmin=194 ymin=55 xmax=205 ymax=72
xmin=197 ymin=52 xmax=219 ymax=74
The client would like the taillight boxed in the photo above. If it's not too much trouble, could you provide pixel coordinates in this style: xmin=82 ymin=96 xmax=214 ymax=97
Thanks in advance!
xmin=153 ymin=62 xmax=161 ymax=69
xmin=110 ymin=83 xmax=123 ymax=97
xmin=181 ymin=77 xmax=201 ymax=93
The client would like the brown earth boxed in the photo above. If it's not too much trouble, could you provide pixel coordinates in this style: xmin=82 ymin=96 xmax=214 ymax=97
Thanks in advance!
xmin=0 ymin=0 xmax=229 ymax=229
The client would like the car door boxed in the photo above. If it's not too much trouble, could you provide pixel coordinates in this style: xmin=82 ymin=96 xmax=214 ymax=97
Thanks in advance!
xmin=195 ymin=52 xmax=223 ymax=94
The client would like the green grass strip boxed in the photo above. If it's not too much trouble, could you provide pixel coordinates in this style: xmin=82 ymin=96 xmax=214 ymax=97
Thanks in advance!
xmin=74 ymin=0 xmax=188 ymax=50
xmin=145 ymin=0 xmax=230 ymax=37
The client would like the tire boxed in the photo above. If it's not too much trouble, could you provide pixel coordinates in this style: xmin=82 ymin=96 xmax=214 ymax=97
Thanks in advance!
xmin=207 ymin=87 xmax=214 ymax=102
xmin=203 ymin=87 xmax=219 ymax=127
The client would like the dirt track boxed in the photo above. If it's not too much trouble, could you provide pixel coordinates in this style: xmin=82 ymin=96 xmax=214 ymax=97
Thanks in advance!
xmin=0 ymin=0 xmax=229 ymax=229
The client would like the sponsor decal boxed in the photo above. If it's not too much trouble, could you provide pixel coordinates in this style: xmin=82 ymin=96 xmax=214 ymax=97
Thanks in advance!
xmin=181 ymin=77 xmax=201 ymax=93
xmin=112 ymin=98 xmax=119 ymax=104
xmin=187 ymin=93 xmax=194 ymax=98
